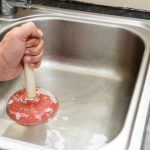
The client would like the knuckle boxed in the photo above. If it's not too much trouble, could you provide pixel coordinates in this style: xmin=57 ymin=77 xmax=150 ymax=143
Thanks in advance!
xmin=40 ymin=40 xmax=44 ymax=48
xmin=7 ymin=27 xmax=20 ymax=37
xmin=31 ymin=55 xmax=38 ymax=62
xmin=28 ymin=22 xmax=37 ymax=30
xmin=29 ymin=22 xmax=36 ymax=27
xmin=11 ymin=27 xmax=19 ymax=32
xmin=25 ymin=22 xmax=36 ymax=28
xmin=41 ymin=39 xmax=44 ymax=45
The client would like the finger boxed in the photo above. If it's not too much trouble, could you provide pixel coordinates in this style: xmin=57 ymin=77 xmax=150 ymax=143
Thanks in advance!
xmin=26 ymin=38 xmax=40 ymax=48
xmin=29 ymin=50 xmax=44 ymax=63
xmin=23 ymin=55 xmax=31 ymax=62
xmin=26 ymin=40 xmax=44 ymax=55
xmin=23 ymin=49 xmax=44 ymax=64
xmin=28 ymin=61 xmax=41 ymax=69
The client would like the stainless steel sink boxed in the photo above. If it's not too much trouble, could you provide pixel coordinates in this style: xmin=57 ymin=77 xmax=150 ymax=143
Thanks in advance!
xmin=0 ymin=5 xmax=150 ymax=150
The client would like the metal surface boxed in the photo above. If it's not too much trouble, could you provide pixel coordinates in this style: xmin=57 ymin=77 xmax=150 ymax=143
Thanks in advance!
xmin=0 ymin=0 xmax=31 ymax=16
xmin=0 ymin=5 xmax=150 ymax=150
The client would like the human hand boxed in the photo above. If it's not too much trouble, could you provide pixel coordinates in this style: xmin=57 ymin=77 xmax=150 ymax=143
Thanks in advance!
xmin=0 ymin=22 xmax=44 ymax=81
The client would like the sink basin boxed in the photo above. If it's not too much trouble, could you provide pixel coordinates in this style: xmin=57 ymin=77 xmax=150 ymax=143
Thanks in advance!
xmin=0 ymin=6 xmax=150 ymax=150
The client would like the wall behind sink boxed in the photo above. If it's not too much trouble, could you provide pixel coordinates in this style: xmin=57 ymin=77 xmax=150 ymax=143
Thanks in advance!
xmin=73 ymin=0 xmax=150 ymax=11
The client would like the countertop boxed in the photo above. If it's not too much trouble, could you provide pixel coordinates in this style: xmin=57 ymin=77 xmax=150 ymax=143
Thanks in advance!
xmin=33 ymin=0 xmax=150 ymax=20
xmin=32 ymin=1 xmax=150 ymax=150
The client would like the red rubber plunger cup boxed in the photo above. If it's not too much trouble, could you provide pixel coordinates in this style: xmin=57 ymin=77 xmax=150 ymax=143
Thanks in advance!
xmin=6 ymin=63 xmax=58 ymax=126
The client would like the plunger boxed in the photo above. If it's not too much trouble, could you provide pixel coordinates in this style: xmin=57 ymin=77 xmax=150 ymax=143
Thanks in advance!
xmin=6 ymin=63 xmax=59 ymax=126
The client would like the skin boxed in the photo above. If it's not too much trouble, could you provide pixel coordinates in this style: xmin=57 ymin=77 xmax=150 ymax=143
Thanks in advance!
xmin=0 ymin=22 xmax=44 ymax=81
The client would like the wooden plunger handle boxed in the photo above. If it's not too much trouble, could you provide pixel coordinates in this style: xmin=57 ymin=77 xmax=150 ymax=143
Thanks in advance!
xmin=24 ymin=63 xmax=36 ymax=99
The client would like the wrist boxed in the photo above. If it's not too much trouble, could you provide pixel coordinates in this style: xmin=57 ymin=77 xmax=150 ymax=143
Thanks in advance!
xmin=0 ymin=61 xmax=22 ymax=81
xmin=0 ymin=46 xmax=22 ymax=81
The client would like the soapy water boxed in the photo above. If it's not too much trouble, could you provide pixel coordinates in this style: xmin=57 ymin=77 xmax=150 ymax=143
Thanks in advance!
xmin=42 ymin=96 xmax=109 ymax=150
xmin=45 ymin=127 xmax=108 ymax=150
xmin=43 ymin=115 xmax=109 ymax=150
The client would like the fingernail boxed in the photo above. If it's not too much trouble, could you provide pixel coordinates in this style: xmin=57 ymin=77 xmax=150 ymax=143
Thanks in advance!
xmin=24 ymin=56 xmax=31 ymax=62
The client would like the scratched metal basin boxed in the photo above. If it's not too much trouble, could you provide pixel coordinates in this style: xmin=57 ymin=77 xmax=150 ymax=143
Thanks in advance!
xmin=0 ymin=6 xmax=150 ymax=150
